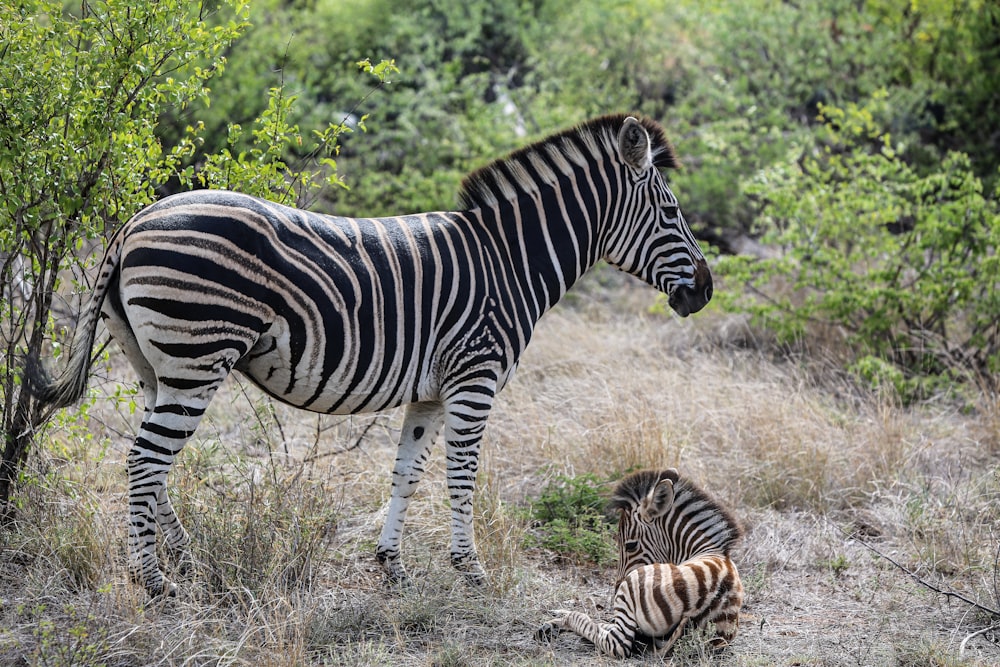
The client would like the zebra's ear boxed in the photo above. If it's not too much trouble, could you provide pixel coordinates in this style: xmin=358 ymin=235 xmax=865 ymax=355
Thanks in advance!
xmin=639 ymin=478 xmax=675 ymax=522
xmin=618 ymin=116 xmax=653 ymax=171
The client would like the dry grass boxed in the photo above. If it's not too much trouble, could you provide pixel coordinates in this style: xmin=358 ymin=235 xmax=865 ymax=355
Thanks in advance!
xmin=1 ymin=271 xmax=999 ymax=665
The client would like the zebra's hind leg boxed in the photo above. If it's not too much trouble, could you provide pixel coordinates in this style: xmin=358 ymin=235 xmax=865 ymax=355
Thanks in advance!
xmin=101 ymin=313 xmax=194 ymax=596
xmin=128 ymin=392 xmax=219 ymax=599
xmin=140 ymin=390 xmax=192 ymax=577
xmin=376 ymin=401 xmax=444 ymax=583
xmin=651 ymin=617 xmax=689 ymax=656
xmin=156 ymin=484 xmax=191 ymax=574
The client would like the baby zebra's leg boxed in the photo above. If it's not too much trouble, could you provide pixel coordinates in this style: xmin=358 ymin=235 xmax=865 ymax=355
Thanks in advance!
xmin=651 ymin=618 xmax=689 ymax=655
xmin=706 ymin=557 xmax=744 ymax=647
xmin=535 ymin=610 xmax=637 ymax=659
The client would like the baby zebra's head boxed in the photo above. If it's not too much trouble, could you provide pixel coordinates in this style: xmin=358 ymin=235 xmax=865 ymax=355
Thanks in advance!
xmin=608 ymin=468 xmax=743 ymax=584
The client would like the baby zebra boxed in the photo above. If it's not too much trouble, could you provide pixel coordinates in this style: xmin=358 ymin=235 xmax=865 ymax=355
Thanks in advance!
xmin=536 ymin=468 xmax=744 ymax=658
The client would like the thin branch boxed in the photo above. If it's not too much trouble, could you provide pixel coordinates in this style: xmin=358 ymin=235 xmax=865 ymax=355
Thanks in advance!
xmin=845 ymin=527 xmax=1000 ymax=618
xmin=959 ymin=624 xmax=1000 ymax=658
xmin=303 ymin=417 xmax=382 ymax=463
xmin=286 ymin=66 xmax=394 ymax=209
xmin=994 ymin=540 xmax=1000 ymax=616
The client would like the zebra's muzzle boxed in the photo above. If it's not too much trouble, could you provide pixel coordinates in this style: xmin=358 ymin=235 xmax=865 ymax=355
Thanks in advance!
xmin=667 ymin=261 xmax=712 ymax=317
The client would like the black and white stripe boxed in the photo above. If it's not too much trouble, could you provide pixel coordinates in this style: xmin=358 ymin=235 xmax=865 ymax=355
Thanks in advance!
xmin=28 ymin=115 xmax=712 ymax=597
xmin=537 ymin=469 xmax=743 ymax=657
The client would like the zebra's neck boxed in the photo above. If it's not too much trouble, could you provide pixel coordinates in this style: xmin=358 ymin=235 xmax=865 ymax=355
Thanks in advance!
xmin=454 ymin=122 xmax=628 ymax=322
xmin=459 ymin=186 xmax=603 ymax=321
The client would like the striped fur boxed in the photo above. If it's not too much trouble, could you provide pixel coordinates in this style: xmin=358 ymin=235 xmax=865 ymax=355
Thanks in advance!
xmin=26 ymin=116 xmax=712 ymax=598
xmin=537 ymin=469 xmax=743 ymax=657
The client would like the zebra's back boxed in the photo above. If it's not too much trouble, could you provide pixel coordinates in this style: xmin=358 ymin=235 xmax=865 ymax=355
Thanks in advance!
xmin=115 ymin=190 xmax=511 ymax=414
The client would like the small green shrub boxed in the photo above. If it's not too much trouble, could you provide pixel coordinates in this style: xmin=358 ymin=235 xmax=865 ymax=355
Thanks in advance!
xmin=26 ymin=600 xmax=112 ymax=667
xmin=523 ymin=473 xmax=616 ymax=566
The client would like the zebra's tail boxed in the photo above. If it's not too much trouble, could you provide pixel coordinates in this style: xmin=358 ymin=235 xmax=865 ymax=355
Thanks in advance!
xmin=24 ymin=226 xmax=127 ymax=410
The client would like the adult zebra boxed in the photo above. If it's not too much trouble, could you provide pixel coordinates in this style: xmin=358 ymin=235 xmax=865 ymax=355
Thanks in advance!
xmin=27 ymin=115 xmax=712 ymax=598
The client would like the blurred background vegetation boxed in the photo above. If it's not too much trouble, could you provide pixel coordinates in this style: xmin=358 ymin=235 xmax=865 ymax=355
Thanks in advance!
xmin=4 ymin=0 xmax=1000 ymax=455
xmin=170 ymin=0 xmax=999 ymax=225
xmin=164 ymin=0 xmax=999 ymax=400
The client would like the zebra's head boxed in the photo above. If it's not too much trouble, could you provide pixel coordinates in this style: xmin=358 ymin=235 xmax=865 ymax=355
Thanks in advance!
xmin=608 ymin=468 xmax=742 ymax=584
xmin=605 ymin=116 xmax=712 ymax=317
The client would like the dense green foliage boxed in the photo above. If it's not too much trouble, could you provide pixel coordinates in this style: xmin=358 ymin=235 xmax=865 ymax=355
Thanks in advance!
xmin=524 ymin=473 xmax=617 ymax=565
xmin=161 ymin=1 xmax=999 ymax=400
xmin=0 ymin=0 xmax=386 ymax=499
xmin=174 ymin=1 xmax=999 ymax=220
xmin=718 ymin=95 xmax=1000 ymax=400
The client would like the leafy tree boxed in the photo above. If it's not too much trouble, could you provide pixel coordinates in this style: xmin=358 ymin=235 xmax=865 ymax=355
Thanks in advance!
xmin=0 ymin=0 xmax=387 ymax=507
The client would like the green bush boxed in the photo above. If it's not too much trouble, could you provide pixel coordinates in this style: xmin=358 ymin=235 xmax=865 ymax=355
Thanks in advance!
xmin=523 ymin=473 xmax=616 ymax=566
xmin=716 ymin=93 xmax=1000 ymax=400
xmin=0 ymin=0 xmax=246 ymax=502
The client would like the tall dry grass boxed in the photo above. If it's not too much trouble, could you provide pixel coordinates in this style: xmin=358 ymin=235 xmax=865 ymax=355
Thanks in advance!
xmin=1 ymin=272 xmax=998 ymax=665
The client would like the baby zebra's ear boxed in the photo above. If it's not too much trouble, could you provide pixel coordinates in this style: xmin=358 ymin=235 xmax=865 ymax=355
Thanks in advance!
xmin=639 ymin=475 xmax=675 ymax=522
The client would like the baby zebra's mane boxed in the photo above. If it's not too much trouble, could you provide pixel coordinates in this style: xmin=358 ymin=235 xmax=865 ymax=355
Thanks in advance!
xmin=456 ymin=113 xmax=680 ymax=210
xmin=609 ymin=469 xmax=743 ymax=557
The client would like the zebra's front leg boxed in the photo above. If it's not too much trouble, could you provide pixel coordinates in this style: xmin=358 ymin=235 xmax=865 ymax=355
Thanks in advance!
xmin=376 ymin=401 xmax=444 ymax=583
xmin=442 ymin=391 xmax=494 ymax=586
xmin=536 ymin=611 xmax=637 ymax=658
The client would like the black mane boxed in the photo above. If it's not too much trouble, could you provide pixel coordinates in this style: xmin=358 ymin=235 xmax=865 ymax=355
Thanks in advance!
xmin=456 ymin=114 xmax=680 ymax=210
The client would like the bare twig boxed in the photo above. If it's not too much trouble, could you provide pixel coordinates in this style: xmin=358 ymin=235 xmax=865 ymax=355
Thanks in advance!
xmin=959 ymin=624 xmax=1000 ymax=658
xmin=842 ymin=525 xmax=1000 ymax=618
xmin=303 ymin=417 xmax=382 ymax=463
xmin=993 ymin=539 xmax=1000 ymax=612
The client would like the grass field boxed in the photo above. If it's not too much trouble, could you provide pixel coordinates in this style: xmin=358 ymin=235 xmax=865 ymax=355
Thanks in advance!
xmin=2 ymin=271 xmax=998 ymax=665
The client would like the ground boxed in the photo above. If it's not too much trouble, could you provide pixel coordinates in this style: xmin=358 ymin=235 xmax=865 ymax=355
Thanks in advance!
xmin=1 ymin=272 xmax=998 ymax=665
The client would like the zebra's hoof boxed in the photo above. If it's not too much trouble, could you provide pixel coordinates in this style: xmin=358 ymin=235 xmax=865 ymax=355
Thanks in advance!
xmin=535 ymin=611 xmax=569 ymax=643
xmin=131 ymin=565 xmax=178 ymax=600
xmin=146 ymin=579 xmax=178 ymax=601
xmin=534 ymin=621 xmax=562 ymax=643
xmin=375 ymin=549 xmax=409 ymax=586
xmin=460 ymin=568 xmax=486 ymax=588
xmin=169 ymin=550 xmax=194 ymax=577
xmin=450 ymin=552 xmax=486 ymax=587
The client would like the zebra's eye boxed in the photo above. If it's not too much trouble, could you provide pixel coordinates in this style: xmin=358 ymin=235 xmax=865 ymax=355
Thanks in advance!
xmin=623 ymin=540 xmax=640 ymax=553
xmin=661 ymin=205 xmax=678 ymax=219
